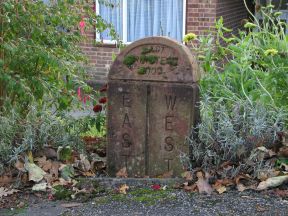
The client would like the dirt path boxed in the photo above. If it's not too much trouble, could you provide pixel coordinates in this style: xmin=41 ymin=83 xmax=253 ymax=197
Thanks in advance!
xmin=1 ymin=190 xmax=287 ymax=216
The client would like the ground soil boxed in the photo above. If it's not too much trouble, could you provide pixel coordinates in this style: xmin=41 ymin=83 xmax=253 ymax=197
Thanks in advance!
xmin=0 ymin=187 xmax=287 ymax=216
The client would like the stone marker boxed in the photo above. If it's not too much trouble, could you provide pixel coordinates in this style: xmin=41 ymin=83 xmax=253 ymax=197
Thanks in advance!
xmin=107 ymin=37 xmax=200 ymax=177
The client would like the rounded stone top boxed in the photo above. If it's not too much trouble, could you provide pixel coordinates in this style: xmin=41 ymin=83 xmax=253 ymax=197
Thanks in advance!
xmin=109 ymin=36 xmax=200 ymax=83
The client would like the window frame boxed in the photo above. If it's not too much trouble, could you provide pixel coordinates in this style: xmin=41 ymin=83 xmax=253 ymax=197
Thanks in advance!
xmin=95 ymin=0 xmax=186 ymax=44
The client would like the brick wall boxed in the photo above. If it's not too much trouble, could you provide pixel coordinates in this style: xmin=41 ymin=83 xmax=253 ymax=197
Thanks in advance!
xmin=80 ymin=0 xmax=252 ymax=83
xmin=186 ymin=0 xmax=217 ymax=36
xmin=216 ymin=0 xmax=249 ymax=35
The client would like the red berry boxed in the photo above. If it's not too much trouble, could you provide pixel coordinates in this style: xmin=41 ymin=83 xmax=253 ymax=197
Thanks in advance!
xmin=93 ymin=104 xmax=102 ymax=113
xmin=99 ymin=97 xmax=107 ymax=104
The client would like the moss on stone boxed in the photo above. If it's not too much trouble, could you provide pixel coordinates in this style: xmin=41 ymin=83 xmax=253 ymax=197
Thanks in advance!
xmin=140 ymin=55 xmax=158 ymax=64
xmin=52 ymin=185 xmax=73 ymax=200
xmin=166 ymin=57 xmax=178 ymax=66
xmin=141 ymin=47 xmax=153 ymax=55
xmin=137 ymin=67 xmax=147 ymax=75
xmin=123 ymin=55 xmax=138 ymax=68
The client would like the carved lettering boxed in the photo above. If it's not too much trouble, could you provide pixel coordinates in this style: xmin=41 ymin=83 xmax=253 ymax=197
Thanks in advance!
xmin=122 ymin=113 xmax=132 ymax=128
xmin=122 ymin=154 xmax=130 ymax=168
xmin=122 ymin=133 xmax=132 ymax=148
xmin=123 ymin=93 xmax=131 ymax=107
xmin=165 ymin=95 xmax=176 ymax=110
xmin=164 ymin=136 xmax=174 ymax=152
xmin=164 ymin=159 xmax=173 ymax=171
xmin=165 ymin=115 xmax=173 ymax=131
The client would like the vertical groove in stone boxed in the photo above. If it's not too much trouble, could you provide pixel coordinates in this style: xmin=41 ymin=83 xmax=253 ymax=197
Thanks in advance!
xmin=145 ymin=84 xmax=151 ymax=176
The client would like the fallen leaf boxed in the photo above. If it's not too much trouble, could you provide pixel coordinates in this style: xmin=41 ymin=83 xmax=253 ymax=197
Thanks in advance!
xmin=61 ymin=203 xmax=82 ymax=208
xmin=278 ymin=147 xmax=288 ymax=157
xmin=181 ymin=171 xmax=193 ymax=181
xmin=119 ymin=184 xmax=129 ymax=194
xmin=25 ymin=162 xmax=46 ymax=182
xmin=184 ymin=184 xmax=197 ymax=192
xmin=196 ymin=171 xmax=213 ymax=194
xmin=80 ymin=154 xmax=91 ymax=171
xmin=17 ymin=201 xmax=25 ymax=208
xmin=162 ymin=185 xmax=168 ymax=190
xmin=257 ymin=175 xmax=288 ymax=190
xmin=257 ymin=169 xmax=279 ymax=181
xmin=0 ymin=175 xmax=13 ymax=186
xmin=116 ymin=167 xmax=128 ymax=178
xmin=215 ymin=185 xmax=226 ymax=194
xmin=32 ymin=183 xmax=47 ymax=192
xmin=151 ymin=184 xmax=161 ymax=190
xmin=237 ymin=183 xmax=247 ymax=192
xmin=280 ymin=163 xmax=288 ymax=171
xmin=60 ymin=165 xmax=75 ymax=180
xmin=35 ymin=156 xmax=52 ymax=172
xmin=81 ymin=171 xmax=95 ymax=177
xmin=15 ymin=160 xmax=25 ymax=172
xmin=0 ymin=187 xmax=19 ymax=199
xmin=50 ymin=161 xmax=60 ymax=179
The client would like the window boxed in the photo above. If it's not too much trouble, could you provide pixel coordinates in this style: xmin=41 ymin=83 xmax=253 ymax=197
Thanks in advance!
xmin=96 ymin=0 xmax=186 ymax=43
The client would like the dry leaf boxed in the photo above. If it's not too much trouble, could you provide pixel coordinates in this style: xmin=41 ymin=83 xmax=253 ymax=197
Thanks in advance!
xmin=17 ymin=201 xmax=25 ymax=208
xmin=25 ymin=162 xmax=46 ymax=182
xmin=184 ymin=184 xmax=197 ymax=192
xmin=0 ymin=175 xmax=13 ymax=186
xmin=181 ymin=171 xmax=193 ymax=181
xmin=61 ymin=203 xmax=82 ymax=208
xmin=119 ymin=184 xmax=129 ymax=194
xmin=278 ymin=147 xmax=288 ymax=157
xmin=0 ymin=187 xmax=19 ymax=199
xmin=237 ymin=183 xmax=247 ymax=192
xmin=32 ymin=183 xmax=47 ymax=192
xmin=15 ymin=160 xmax=25 ymax=172
xmin=50 ymin=161 xmax=60 ymax=179
xmin=196 ymin=171 xmax=213 ymax=194
xmin=35 ymin=156 xmax=52 ymax=172
xmin=116 ymin=167 xmax=128 ymax=178
xmin=216 ymin=185 xmax=226 ymax=194
xmin=257 ymin=169 xmax=279 ymax=181
xmin=280 ymin=163 xmax=288 ymax=171
xmin=257 ymin=175 xmax=288 ymax=190
xmin=80 ymin=154 xmax=91 ymax=172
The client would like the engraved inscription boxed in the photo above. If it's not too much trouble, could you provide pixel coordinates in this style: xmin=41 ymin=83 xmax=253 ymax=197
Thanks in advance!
xmin=164 ymin=137 xmax=174 ymax=152
xmin=123 ymin=93 xmax=131 ymax=107
xmin=122 ymin=154 xmax=130 ymax=168
xmin=122 ymin=45 xmax=179 ymax=77
xmin=165 ymin=158 xmax=173 ymax=171
xmin=165 ymin=95 xmax=177 ymax=110
xmin=122 ymin=133 xmax=132 ymax=148
xmin=122 ymin=113 xmax=132 ymax=128
xmin=165 ymin=115 xmax=174 ymax=131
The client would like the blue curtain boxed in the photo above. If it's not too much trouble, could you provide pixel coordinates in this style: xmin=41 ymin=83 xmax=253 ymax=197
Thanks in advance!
xmin=99 ymin=0 xmax=184 ymax=42
xmin=127 ymin=0 xmax=183 ymax=42
xmin=99 ymin=0 xmax=123 ymax=40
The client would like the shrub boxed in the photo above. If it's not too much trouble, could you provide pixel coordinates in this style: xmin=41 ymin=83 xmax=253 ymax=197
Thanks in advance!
xmin=186 ymin=2 xmax=288 ymax=177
